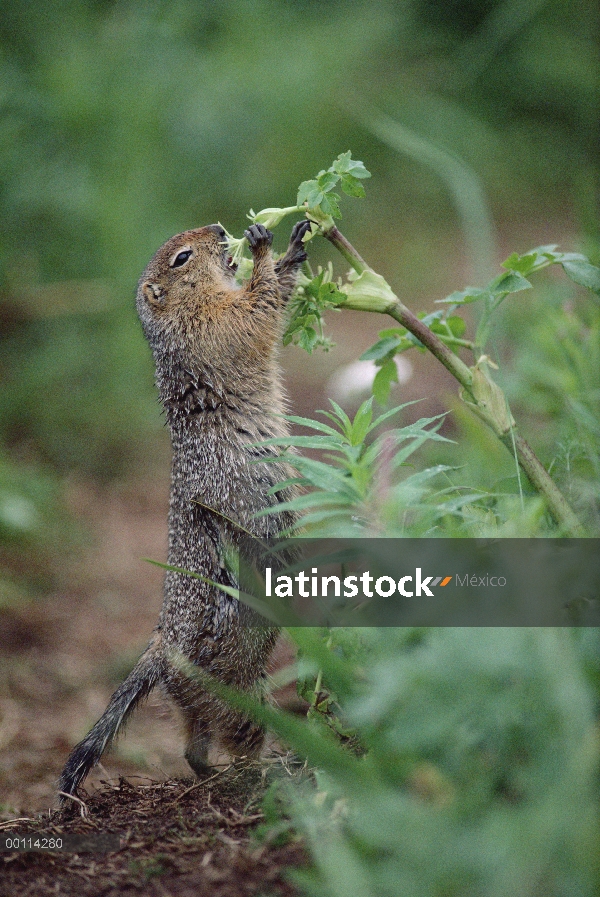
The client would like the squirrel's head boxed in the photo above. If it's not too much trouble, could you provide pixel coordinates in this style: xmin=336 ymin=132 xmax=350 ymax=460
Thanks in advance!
xmin=136 ymin=224 xmax=239 ymax=352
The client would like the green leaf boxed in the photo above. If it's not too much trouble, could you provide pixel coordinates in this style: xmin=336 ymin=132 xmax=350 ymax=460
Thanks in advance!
xmin=535 ymin=243 xmax=560 ymax=254
xmin=367 ymin=401 xmax=420 ymax=434
xmin=254 ymin=491 xmax=352 ymax=516
xmin=296 ymin=154 xmax=369 ymax=227
xmin=290 ymin=313 xmax=318 ymax=329
xmin=435 ymin=492 xmax=492 ymax=514
xmin=340 ymin=176 xmax=366 ymax=198
xmin=319 ymin=192 xmax=341 ymax=219
xmin=330 ymin=151 xmax=354 ymax=174
xmin=316 ymin=171 xmax=339 ymax=193
xmin=488 ymin=271 xmax=533 ymax=296
xmin=318 ymin=283 xmax=347 ymax=306
xmin=395 ymin=464 xmax=453 ymax=500
xmin=256 ymin=434 xmax=345 ymax=451
xmin=436 ymin=287 xmax=490 ymax=305
xmin=266 ymin=477 xmax=304 ymax=495
xmin=419 ymin=310 xmax=445 ymax=328
xmin=561 ymin=259 xmax=600 ymax=294
xmin=360 ymin=337 xmax=402 ymax=362
xmin=502 ymin=245 xmax=560 ymax=275
xmin=502 ymin=251 xmax=539 ymax=275
xmin=331 ymin=152 xmax=371 ymax=179
xmin=555 ymin=252 xmax=587 ymax=262
xmin=377 ymin=327 xmax=406 ymax=339
xmin=372 ymin=359 xmax=398 ymax=405
xmin=447 ymin=316 xmax=466 ymax=337
xmin=279 ymin=508 xmax=355 ymax=533
xmin=297 ymin=179 xmax=321 ymax=207
xmin=284 ymin=415 xmax=341 ymax=437
xmin=283 ymin=268 xmax=347 ymax=354
xmin=349 ymin=398 xmax=374 ymax=446
xmin=322 ymin=400 xmax=353 ymax=435
xmin=377 ymin=433 xmax=429 ymax=470
xmin=299 ymin=328 xmax=319 ymax=352
xmin=427 ymin=319 xmax=451 ymax=336
xmin=302 ymin=271 xmax=345 ymax=307
xmin=285 ymin=457 xmax=359 ymax=495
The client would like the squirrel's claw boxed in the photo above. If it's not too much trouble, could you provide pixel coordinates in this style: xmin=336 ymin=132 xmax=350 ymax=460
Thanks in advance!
xmin=289 ymin=220 xmax=311 ymax=245
xmin=281 ymin=219 xmax=310 ymax=265
xmin=244 ymin=224 xmax=273 ymax=251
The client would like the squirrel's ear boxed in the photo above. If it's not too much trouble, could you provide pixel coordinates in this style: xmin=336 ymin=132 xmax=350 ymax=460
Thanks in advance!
xmin=142 ymin=281 xmax=167 ymax=308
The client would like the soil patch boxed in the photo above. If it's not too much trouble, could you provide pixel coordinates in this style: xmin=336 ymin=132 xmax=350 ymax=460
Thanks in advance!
xmin=1 ymin=761 xmax=307 ymax=896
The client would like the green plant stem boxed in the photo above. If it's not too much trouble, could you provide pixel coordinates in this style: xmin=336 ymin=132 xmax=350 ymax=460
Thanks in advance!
xmin=442 ymin=337 xmax=475 ymax=350
xmin=324 ymin=225 xmax=585 ymax=535
xmin=387 ymin=304 xmax=474 ymax=390
xmin=313 ymin=667 xmax=324 ymax=708
xmin=503 ymin=434 xmax=584 ymax=535
xmin=302 ymin=259 xmax=314 ymax=279
xmin=327 ymin=226 xmax=369 ymax=274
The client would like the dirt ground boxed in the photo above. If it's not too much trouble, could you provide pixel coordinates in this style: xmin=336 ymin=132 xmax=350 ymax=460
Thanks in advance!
xmin=0 ymin=478 xmax=309 ymax=895
xmin=1 ymin=765 xmax=308 ymax=896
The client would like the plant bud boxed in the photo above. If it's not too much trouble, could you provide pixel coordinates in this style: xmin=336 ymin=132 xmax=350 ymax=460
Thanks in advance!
xmin=249 ymin=206 xmax=302 ymax=229
xmin=341 ymin=271 xmax=397 ymax=314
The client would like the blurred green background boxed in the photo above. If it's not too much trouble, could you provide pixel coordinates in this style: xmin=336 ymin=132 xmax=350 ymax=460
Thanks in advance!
xmin=0 ymin=0 xmax=598 ymax=589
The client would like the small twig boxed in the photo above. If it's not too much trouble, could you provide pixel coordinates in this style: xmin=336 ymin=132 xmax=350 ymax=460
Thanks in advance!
xmin=0 ymin=817 xmax=34 ymax=829
xmin=228 ymin=808 xmax=264 ymax=824
xmin=167 ymin=766 xmax=232 ymax=807
xmin=58 ymin=791 xmax=89 ymax=819
xmin=439 ymin=336 xmax=476 ymax=350
xmin=217 ymin=832 xmax=242 ymax=848
xmin=206 ymin=793 xmax=229 ymax=823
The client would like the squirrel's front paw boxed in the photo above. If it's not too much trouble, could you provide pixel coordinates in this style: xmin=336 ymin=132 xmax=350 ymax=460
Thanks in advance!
xmin=286 ymin=220 xmax=310 ymax=263
xmin=289 ymin=220 xmax=311 ymax=246
xmin=244 ymin=224 xmax=273 ymax=254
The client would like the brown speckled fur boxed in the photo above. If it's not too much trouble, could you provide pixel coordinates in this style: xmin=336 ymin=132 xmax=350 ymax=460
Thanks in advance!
xmin=59 ymin=221 xmax=308 ymax=798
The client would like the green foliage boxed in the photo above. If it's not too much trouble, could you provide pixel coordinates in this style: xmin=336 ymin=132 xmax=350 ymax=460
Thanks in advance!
xmin=502 ymin=246 xmax=600 ymax=291
xmin=440 ymin=246 xmax=600 ymax=317
xmin=297 ymin=153 xmax=371 ymax=220
xmin=233 ymin=151 xmax=373 ymax=353
xmin=490 ymin=274 xmax=600 ymax=526
xmin=361 ymin=314 xmax=472 ymax=405
xmin=256 ymin=398 xmax=453 ymax=536
xmin=358 ymin=245 xmax=600 ymax=407
xmin=439 ymin=246 xmax=600 ymax=354
xmin=272 ymin=628 xmax=600 ymax=897
xmin=283 ymin=268 xmax=347 ymax=353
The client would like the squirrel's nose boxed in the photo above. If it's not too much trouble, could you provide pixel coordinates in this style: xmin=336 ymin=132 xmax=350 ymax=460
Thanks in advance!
xmin=206 ymin=224 xmax=227 ymax=239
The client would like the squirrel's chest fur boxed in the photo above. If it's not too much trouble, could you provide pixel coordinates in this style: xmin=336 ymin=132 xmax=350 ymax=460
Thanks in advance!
xmin=158 ymin=368 xmax=294 ymax=662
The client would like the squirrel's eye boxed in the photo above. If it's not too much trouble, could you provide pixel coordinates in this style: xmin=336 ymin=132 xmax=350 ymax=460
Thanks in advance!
xmin=171 ymin=249 xmax=193 ymax=268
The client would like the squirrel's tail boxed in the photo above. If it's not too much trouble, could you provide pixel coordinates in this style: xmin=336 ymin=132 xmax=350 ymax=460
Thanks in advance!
xmin=58 ymin=636 xmax=163 ymax=802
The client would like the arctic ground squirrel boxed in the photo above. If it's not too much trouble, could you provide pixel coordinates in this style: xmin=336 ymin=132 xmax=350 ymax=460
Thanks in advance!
xmin=59 ymin=219 xmax=309 ymax=798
